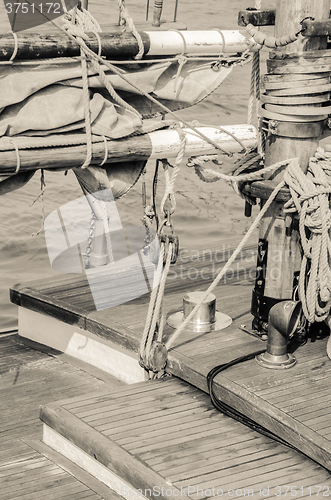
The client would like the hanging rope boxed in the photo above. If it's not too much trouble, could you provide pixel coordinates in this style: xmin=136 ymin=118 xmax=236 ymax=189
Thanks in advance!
xmin=187 ymin=155 xmax=294 ymax=184
xmin=100 ymin=201 xmax=114 ymax=263
xmin=139 ymin=131 xmax=186 ymax=375
xmin=165 ymin=177 xmax=286 ymax=351
xmin=31 ymin=170 xmax=47 ymax=237
xmin=61 ymin=4 xmax=142 ymax=171
xmin=62 ymin=7 xmax=96 ymax=169
xmin=139 ymin=241 xmax=173 ymax=375
xmin=118 ymin=0 xmax=145 ymax=59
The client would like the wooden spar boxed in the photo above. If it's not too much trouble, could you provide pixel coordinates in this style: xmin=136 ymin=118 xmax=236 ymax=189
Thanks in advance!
xmin=265 ymin=0 xmax=330 ymax=176
xmin=0 ymin=125 xmax=257 ymax=174
xmin=0 ymin=30 xmax=252 ymax=61
xmin=253 ymin=0 xmax=330 ymax=320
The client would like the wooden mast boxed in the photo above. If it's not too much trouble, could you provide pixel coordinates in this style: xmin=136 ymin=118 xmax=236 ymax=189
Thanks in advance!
xmin=265 ymin=0 xmax=330 ymax=173
xmin=251 ymin=0 xmax=330 ymax=329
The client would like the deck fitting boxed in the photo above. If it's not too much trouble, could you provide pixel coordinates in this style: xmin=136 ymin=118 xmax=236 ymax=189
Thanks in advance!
xmin=255 ymin=300 xmax=301 ymax=369
xmin=167 ymin=291 xmax=232 ymax=333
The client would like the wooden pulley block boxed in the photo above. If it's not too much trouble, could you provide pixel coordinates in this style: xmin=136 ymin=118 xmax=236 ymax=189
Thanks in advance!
xmin=147 ymin=341 xmax=168 ymax=372
xmin=265 ymin=83 xmax=331 ymax=97
xmin=261 ymin=93 xmax=330 ymax=105
xmin=261 ymin=76 xmax=330 ymax=91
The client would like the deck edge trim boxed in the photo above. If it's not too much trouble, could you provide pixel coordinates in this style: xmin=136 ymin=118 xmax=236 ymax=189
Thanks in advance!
xmin=40 ymin=402 xmax=191 ymax=500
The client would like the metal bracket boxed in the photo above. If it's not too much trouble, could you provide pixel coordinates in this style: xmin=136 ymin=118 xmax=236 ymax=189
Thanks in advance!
xmin=301 ymin=18 xmax=331 ymax=37
xmin=261 ymin=118 xmax=325 ymax=138
xmin=254 ymin=239 xmax=268 ymax=295
xmin=238 ymin=9 xmax=276 ymax=26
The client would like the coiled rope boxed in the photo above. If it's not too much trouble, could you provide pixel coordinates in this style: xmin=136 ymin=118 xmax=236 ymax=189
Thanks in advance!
xmin=136 ymin=147 xmax=331 ymax=374
xmin=284 ymin=150 xmax=331 ymax=324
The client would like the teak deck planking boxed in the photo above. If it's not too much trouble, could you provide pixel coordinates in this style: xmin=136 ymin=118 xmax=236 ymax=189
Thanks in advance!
xmin=40 ymin=378 xmax=331 ymax=500
xmin=10 ymin=235 xmax=331 ymax=471
xmin=0 ymin=333 xmax=125 ymax=500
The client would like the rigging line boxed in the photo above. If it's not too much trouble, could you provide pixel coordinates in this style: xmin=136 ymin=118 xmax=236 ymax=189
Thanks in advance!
xmin=0 ymin=55 xmax=245 ymax=66
xmin=94 ymin=55 xmax=247 ymax=156
xmin=6 ymin=3 xmax=250 ymax=156
xmin=165 ymin=178 xmax=286 ymax=350
xmin=29 ymin=13 xmax=248 ymax=157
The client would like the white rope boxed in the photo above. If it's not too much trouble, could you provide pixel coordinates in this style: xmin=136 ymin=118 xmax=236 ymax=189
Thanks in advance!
xmin=7 ymin=31 xmax=18 ymax=61
xmin=166 ymin=177 xmax=286 ymax=350
xmin=9 ymin=140 xmax=21 ymax=174
xmin=160 ymin=130 xmax=186 ymax=215
xmin=189 ymin=156 xmax=296 ymax=183
xmin=100 ymin=201 xmax=114 ymax=263
xmin=118 ymin=0 xmax=145 ymax=59
xmin=284 ymin=150 xmax=331 ymax=324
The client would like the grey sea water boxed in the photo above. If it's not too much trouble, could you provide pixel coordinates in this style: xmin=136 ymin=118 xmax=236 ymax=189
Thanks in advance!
xmin=0 ymin=0 xmax=274 ymax=328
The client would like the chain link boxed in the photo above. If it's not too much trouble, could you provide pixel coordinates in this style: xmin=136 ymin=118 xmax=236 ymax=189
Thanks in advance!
xmin=82 ymin=212 xmax=96 ymax=269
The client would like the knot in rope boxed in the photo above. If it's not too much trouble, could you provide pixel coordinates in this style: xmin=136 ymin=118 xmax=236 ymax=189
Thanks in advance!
xmin=160 ymin=128 xmax=186 ymax=216
xmin=117 ymin=0 xmax=144 ymax=59
xmin=187 ymin=154 xmax=220 ymax=168
xmin=186 ymin=154 xmax=222 ymax=182
xmin=63 ymin=21 xmax=90 ymax=40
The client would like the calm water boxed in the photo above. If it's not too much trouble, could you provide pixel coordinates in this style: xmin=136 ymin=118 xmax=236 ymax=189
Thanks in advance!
xmin=0 ymin=0 xmax=274 ymax=328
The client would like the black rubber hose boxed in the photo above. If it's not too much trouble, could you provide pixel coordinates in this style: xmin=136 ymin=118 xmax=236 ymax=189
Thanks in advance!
xmin=207 ymin=349 xmax=303 ymax=452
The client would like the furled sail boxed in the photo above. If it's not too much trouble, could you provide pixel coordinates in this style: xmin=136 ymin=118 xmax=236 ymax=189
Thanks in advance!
xmin=0 ymin=57 xmax=234 ymax=196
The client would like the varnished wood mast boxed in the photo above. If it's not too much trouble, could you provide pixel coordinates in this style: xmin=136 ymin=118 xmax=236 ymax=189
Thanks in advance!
xmin=257 ymin=0 xmax=330 ymax=302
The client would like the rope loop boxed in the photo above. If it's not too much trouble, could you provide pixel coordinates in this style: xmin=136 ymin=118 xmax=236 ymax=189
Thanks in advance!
xmin=9 ymin=140 xmax=21 ymax=174
xmin=7 ymin=31 xmax=18 ymax=61
xmin=118 ymin=0 xmax=145 ymax=59
xmin=160 ymin=127 xmax=186 ymax=216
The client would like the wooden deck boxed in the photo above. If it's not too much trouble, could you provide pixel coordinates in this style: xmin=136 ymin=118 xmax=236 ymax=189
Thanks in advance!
xmin=0 ymin=332 xmax=125 ymax=500
xmin=40 ymin=377 xmax=331 ymax=500
xmin=10 ymin=237 xmax=331 ymax=473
